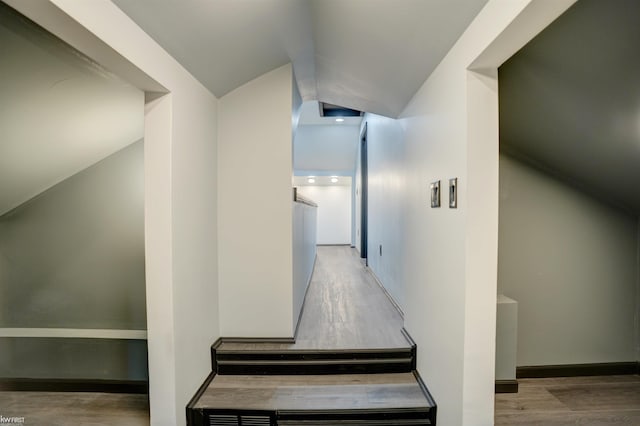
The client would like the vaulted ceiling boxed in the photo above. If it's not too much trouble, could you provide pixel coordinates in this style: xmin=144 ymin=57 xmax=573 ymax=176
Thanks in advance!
xmin=499 ymin=0 xmax=640 ymax=213
xmin=112 ymin=0 xmax=488 ymax=118
xmin=0 ymin=3 xmax=143 ymax=216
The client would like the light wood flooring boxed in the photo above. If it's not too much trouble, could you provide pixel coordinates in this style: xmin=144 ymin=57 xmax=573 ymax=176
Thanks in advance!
xmin=495 ymin=375 xmax=640 ymax=425
xmin=219 ymin=245 xmax=409 ymax=351
xmin=0 ymin=391 xmax=149 ymax=426
xmin=195 ymin=373 xmax=426 ymax=411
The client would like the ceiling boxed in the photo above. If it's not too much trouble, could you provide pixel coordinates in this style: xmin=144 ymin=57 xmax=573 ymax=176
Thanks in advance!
xmin=112 ymin=0 xmax=488 ymax=118
xmin=499 ymin=0 xmax=640 ymax=214
xmin=0 ymin=3 xmax=143 ymax=215
xmin=294 ymin=102 xmax=361 ymax=176
xmin=293 ymin=176 xmax=352 ymax=187
xmin=299 ymin=100 xmax=362 ymax=126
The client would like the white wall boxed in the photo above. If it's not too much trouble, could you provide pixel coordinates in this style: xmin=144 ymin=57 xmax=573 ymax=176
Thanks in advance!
xmin=360 ymin=1 xmax=576 ymax=424
xmin=7 ymin=2 xmax=221 ymax=425
xmin=293 ymin=125 xmax=360 ymax=175
xmin=297 ymin=185 xmax=351 ymax=245
xmin=364 ymin=114 xmax=406 ymax=309
xmin=498 ymin=154 xmax=637 ymax=365
xmin=292 ymin=201 xmax=317 ymax=330
xmin=218 ymin=64 xmax=295 ymax=338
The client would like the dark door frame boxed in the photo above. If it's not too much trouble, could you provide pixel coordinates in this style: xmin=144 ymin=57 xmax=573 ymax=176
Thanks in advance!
xmin=360 ymin=123 xmax=368 ymax=263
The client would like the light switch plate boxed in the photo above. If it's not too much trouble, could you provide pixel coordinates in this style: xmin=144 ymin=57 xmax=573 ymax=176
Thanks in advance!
xmin=449 ymin=178 xmax=457 ymax=208
xmin=430 ymin=180 xmax=441 ymax=208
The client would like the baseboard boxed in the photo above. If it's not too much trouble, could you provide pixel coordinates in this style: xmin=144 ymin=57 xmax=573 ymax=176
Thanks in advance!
xmin=0 ymin=378 xmax=148 ymax=393
xmin=294 ymin=254 xmax=317 ymax=341
xmin=517 ymin=362 xmax=639 ymax=378
xmin=495 ymin=379 xmax=519 ymax=393
xmin=366 ymin=266 xmax=404 ymax=318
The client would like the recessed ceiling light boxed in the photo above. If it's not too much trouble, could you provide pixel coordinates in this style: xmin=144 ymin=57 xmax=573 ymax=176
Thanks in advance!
xmin=335 ymin=118 xmax=344 ymax=122
xmin=307 ymin=178 xmax=315 ymax=183
xmin=331 ymin=177 xmax=338 ymax=183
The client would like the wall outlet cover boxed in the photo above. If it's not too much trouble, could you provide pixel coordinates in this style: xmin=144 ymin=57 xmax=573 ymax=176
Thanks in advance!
xmin=449 ymin=178 xmax=457 ymax=208
xmin=430 ymin=180 xmax=441 ymax=208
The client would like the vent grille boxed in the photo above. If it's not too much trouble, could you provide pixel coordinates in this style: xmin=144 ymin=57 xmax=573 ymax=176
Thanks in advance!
xmin=241 ymin=416 xmax=270 ymax=425
xmin=208 ymin=414 xmax=271 ymax=426
xmin=209 ymin=415 xmax=238 ymax=425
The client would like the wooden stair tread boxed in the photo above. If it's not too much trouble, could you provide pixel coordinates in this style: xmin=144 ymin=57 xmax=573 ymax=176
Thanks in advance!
xmin=193 ymin=373 xmax=434 ymax=412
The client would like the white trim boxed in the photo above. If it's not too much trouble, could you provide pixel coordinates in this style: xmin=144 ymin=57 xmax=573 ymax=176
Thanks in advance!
xmin=0 ymin=328 xmax=147 ymax=339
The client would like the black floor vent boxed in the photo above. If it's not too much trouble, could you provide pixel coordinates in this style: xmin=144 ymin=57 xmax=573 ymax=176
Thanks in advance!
xmin=209 ymin=414 xmax=237 ymax=425
xmin=208 ymin=414 xmax=272 ymax=426
xmin=241 ymin=415 xmax=271 ymax=425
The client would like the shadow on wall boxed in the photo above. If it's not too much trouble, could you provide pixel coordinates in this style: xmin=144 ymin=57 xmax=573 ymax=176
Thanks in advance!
xmin=0 ymin=141 xmax=147 ymax=380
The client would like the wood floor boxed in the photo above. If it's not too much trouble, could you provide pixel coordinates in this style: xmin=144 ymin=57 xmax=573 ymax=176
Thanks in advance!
xmin=219 ymin=245 xmax=409 ymax=351
xmin=194 ymin=373 xmax=427 ymax=411
xmin=495 ymin=375 xmax=640 ymax=425
xmin=0 ymin=391 xmax=149 ymax=425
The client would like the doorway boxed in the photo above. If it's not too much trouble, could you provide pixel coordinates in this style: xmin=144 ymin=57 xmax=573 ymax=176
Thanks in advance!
xmin=360 ymin=123 xmax=368 ymax=263
xmin=495 ymin=0 xmax=640 ymax=422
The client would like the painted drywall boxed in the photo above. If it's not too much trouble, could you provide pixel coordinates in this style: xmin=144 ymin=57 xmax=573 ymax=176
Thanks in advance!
xmin=297 ymin=185 xmax=351 ymax=245
xmin=292 ymin=201 xmax=317 ymax=330
xmin=359 ymin=2 xmax=576 ymax=424
xmin=0 ymin=141 xmax=146 ymax=380
xmin=293 ymin=125 xmax=360 ymax=175
xmin=6 ymin=2 xmax=221 ymax=424
xmin=495 ymin=295 xmax=518 ymax=380
xmin=363 ymin=114 xmax=406 ymax=309
xmin=218 ymin=64 xmax=295 ymax=338
xmin=0 ymin=338 xmax=147 ymax=380
xmin=498 ymin=154 xmax=637 ymax=365
xmin=0 ymin=141 xmax=145 ymax=329
xmin=0 ymin=3 xmax=144 ymax=216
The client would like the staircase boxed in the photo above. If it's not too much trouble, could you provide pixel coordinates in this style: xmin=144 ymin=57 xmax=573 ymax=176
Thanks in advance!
xmin=186 ymin=332 xmax=437 ymax=425
xmin=186 ymin=247 xmax=436 ymax=425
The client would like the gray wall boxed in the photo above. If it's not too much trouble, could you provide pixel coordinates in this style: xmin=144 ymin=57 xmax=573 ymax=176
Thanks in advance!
xmin=363 ymin=114 xmax=406 ymax=310
xmin=292 ymin=201 xmax=317 ymax=331
xmin=0 ymin=141 xmax=146 ymax=379
xmin=498 ymin=154 xmax=638 ymax=366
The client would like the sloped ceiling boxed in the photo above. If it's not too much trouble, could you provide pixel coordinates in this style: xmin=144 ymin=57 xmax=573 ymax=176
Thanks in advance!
xmin=294 ymin=101 xmax=360 ymax=175
xmin=0 ymin=4 xmax=144 ymax=216
xmin=112 ymin=0 xmax=488 ymax=118
xmin=499 ymin=0 xmax=640 ymax=213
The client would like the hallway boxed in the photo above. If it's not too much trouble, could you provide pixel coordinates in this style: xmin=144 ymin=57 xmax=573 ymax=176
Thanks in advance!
xmin=188 ymin=245 xmax=435 ymax=425
xmin=219 ymin=245 xmax=409 ymax=351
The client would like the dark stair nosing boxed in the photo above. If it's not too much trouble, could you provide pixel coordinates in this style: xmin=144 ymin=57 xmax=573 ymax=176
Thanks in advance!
xmin=212 ymin=339 xmax=416 ymax=375
xmin=217 ymin=358 xmax=413 ymax=366
xmin=217 ymin=360 xmax=414 ymax=375
xmin=277 ymin=420 xmax=430 ymax=425
xmin=216 ymin=348 xmax=413 ymax=360
xmin=211 ymin=338 xmax=416 ymax=375
xmin=277 ymin=407 xmax=433 ymax=425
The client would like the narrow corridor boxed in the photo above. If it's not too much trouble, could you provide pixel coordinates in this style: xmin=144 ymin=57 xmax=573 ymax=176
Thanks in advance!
xmin=188 ymin=245 xmax=436 ymax=425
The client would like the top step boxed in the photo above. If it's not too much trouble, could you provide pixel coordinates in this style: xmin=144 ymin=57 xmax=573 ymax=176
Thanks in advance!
xmin=212 ymin=337 xmax=417 ymax=375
